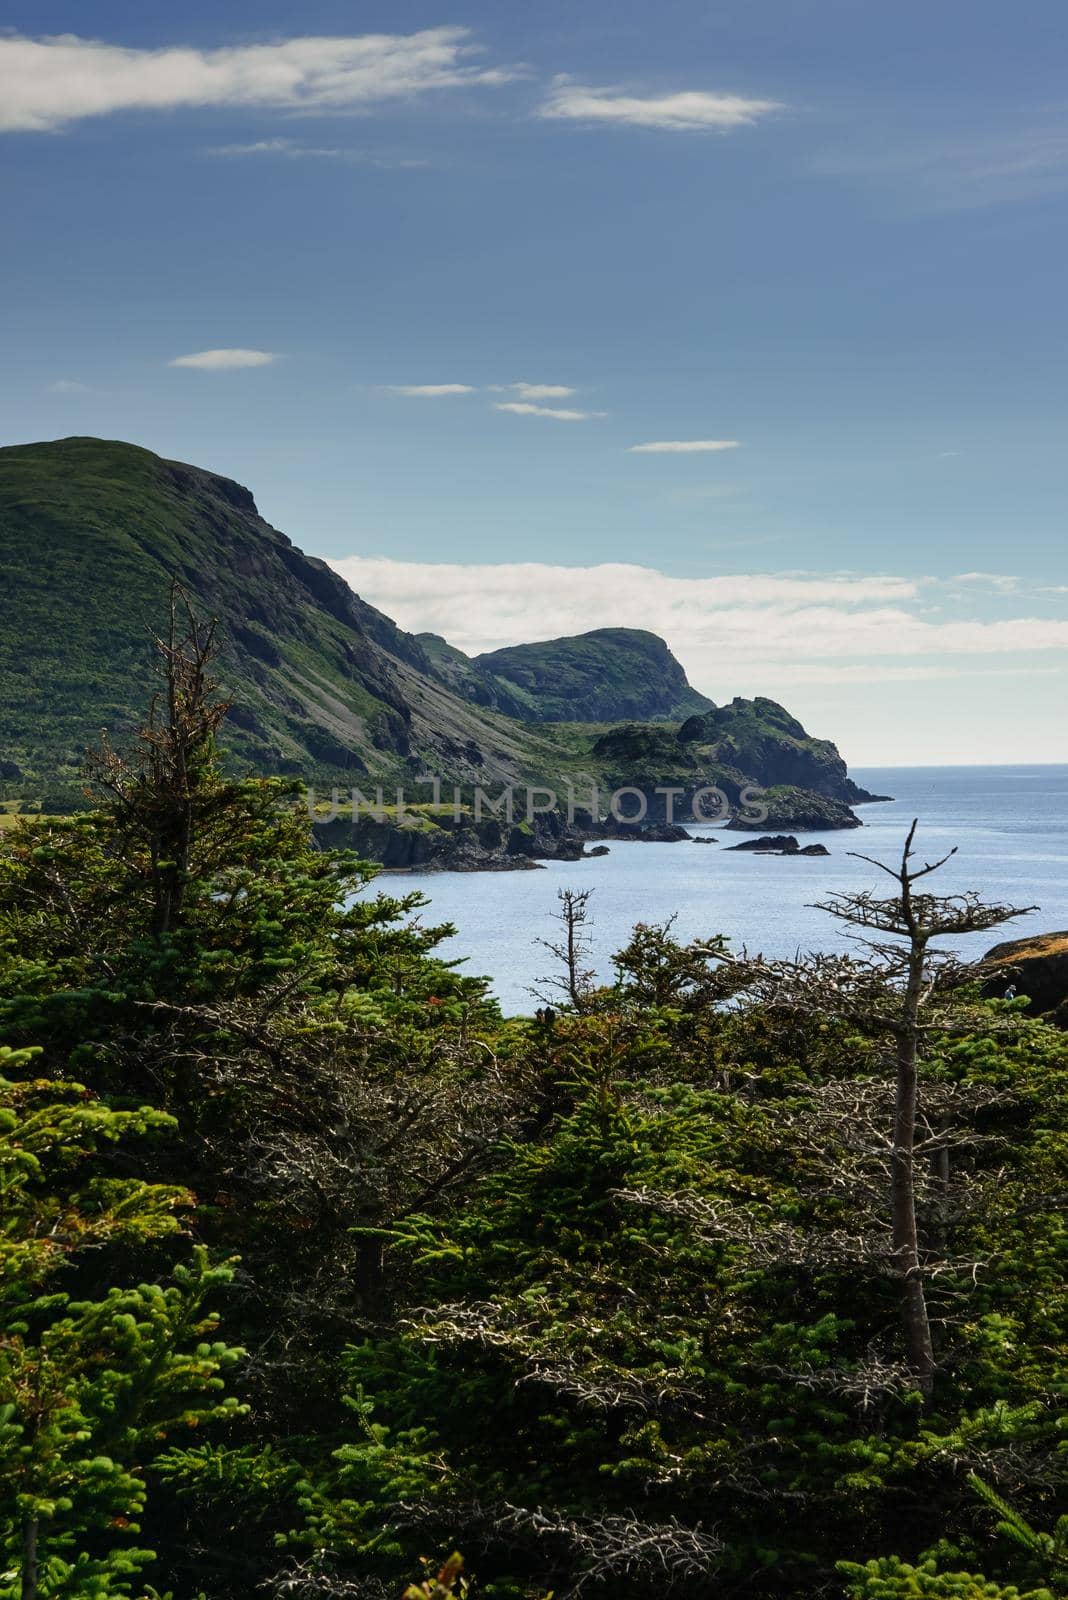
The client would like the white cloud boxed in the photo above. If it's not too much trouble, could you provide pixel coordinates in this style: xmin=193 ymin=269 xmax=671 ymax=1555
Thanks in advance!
xmin=0 ymin=28 xmax=517 ymax=133
xmin=322 ymin=556 xmax=1068 ymax=706
xmin=384 ymin=383 xmax=577 ymax=401
xmin=48 ymin=378 xmax=91 ymax=393
xmin=494 ymin=401 xmax=602 ymax=421
xmin=207 ymin=138 xmax=427 ymax=167
xmin=384 ymin=383 xmax=475 ymax=397
xmin=952 ymin=571 xmax=1020 ymax=593
xmin=208 ymin=138 xmax=343 ymax=158
xmin=763 ymin=663 xmax=1060 ymax=686
xmin=539 ymin=75 xmax=782 ymax=132
xmin=509 ymin=382 xmax=575 ymax=399
xmin=629 ymin=439 xmax=740 ymax=454
xmin=170 ymin=348 xmax=278 ymax=369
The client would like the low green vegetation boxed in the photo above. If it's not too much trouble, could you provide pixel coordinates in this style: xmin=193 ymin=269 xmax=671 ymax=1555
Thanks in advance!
xmin=0 ymin=612 xmax=1063 ymax=1600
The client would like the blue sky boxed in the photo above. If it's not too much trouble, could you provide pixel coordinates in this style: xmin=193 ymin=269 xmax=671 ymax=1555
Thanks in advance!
xmin=3 ymin=2 xmax=1067 ymax=763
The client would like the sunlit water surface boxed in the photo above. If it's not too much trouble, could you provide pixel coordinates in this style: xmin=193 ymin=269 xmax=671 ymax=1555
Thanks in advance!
xmin=356 ymin=766 xmax=1068 ymax=1014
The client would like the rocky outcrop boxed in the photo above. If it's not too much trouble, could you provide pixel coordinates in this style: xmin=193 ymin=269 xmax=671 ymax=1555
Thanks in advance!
xmin=315 ymin=806 xmax=691 ymax=873
xmin=588 ymin=724 xmax=872 ymax=833
xmin=724 ymin=788 xmax=861 ymax=832
xmin=979 ymin=931 xmax=1068 ymax=1020
xmin=679 ymin=697 xmax=890 ymax=805
xmin=727 ymin=835 xmax=831 ymax=856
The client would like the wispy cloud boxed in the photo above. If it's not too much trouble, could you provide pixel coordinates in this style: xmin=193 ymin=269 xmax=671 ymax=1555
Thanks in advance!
xmin=206 ymin=137 xmax=428 ymax=168
xmin=767 ymin=663 xmax=1060 ymax=686
xmin=322 ymin=556 xmax=1068 ymax=702
xmin=808 ymin=115 xmax=1068 ymax=214
xmin=494 ymin=401 xmax=603 ymax=421
xmin=539 ymin=75 xmax=782 ymax=132
xmin=953 ymin=572 xmax=1021 ymax=594
xmin=384 ymin=382 xmax=576 ymax=401
xmin=508 ymin=382 xmax=576 ymax=399
xmin=209 ymin=138 xmax=344 ymax=158
xmin=48 ymin=378 xmax=92 ymax=393
xmin=170 ymin=348 xmax=277 ymax=369
xmin=384 ymin=383 xmax=475 ymax=397
xmin=0 ymin=28 xmax=518 ymax=133
xmin=629 ymin=439 xmax=740 ymax=454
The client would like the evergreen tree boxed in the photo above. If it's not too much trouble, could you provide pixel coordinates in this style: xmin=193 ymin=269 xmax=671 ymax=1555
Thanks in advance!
xmin=0 ymin=1045 xmax=242 ymax=1599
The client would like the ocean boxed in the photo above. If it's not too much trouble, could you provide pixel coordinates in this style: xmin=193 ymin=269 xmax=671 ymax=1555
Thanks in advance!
xmin=363 ymin=766 xmax=1068 ymax=1014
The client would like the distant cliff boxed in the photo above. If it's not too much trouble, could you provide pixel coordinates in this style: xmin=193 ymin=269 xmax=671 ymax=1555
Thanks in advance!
xmin=428 ymin=628 xmax=715 ymax=723
xmin=677 ymin=697 xmax=888 ymax=805
xmin=0 ymin=436 xmax=885 ymax=859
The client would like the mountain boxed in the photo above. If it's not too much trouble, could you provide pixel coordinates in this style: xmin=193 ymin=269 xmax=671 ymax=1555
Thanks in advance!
xmin=0 ymin=436 xmax=883 ymax=852
xmin=415 ymin=633 xmax=532 ymax=719
xmin=677 ymin=697 xmax=886 ymax=805
xmin=585 ymin=719 xmax=871 ymax=829
xmin=0 ymin=436 xmax=572 ymax=801
xmin=417 ymin=628 xmax=713 ymax=723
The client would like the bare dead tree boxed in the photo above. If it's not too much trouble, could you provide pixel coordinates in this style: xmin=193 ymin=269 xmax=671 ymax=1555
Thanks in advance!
xmin=533 ymin=888 xmax=597 ymax=1009
xmin=720 ymin=821 xmax=1034 ymax=1402
xmin=822 ymin=822 xmax=1033 ymax=1396
xmin=270 ymin=1507 xmax=721 ymax=1600
xmin=86 ymin=582 xmax=232 ymax=939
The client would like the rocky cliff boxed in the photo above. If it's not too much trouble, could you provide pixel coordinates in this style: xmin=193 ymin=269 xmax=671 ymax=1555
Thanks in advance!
xmin=469 ymin=628 xmax=714 ymax=723
xmin=980 ymin=930 xmax=1068 ymax=1023
xmin=0 ymin=436 xmax=883 ymax=861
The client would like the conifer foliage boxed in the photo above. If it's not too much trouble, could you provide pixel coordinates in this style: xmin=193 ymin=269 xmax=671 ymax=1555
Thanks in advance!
xmin=0 ymin=596 xmax=1064 ymax=1600
xmin=0 ymin=1046 xmax=242 ymax=1599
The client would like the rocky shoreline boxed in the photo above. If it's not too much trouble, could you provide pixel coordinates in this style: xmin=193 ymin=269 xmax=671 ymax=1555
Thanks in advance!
xmin=309 ymin=698 xmax=893 ymax=873
xmin=315 ymin=807 xmax=696 ymax=872
xmin=314 ymin=791 xmax=879 ymax=873
xmin=727 ymin=834 xmax=832 ymax=856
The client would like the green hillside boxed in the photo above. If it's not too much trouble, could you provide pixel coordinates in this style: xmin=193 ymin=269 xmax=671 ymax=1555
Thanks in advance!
xmin=678 ymin=696 xmax=886 ymax=804
xmin=472 ymin=627 xmax=715 ymax=721
xmin=0 ymin=436 xmax=878 ymax=838
xmin=0 ymin=437 xmax=572 ymax=802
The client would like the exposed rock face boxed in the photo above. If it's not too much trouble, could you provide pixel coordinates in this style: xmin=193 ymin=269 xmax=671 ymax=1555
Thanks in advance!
xmin=727 ymin=835 xmax=830 ymax=856
xmin=316 ymin=807 xmax=689 ymax=873
xmin=415 ymin=634 xmax=533 ymax=718
xmin=588 ymin=724 xmax=872 ymax=833
xmin=0 ymin=436 xmax=525 ymax=800
xmin=724 ymin=788 xmax=861 ymax=832
xmin=980 ymin=931 xmax=1068 ymax=1019
xmin=680 ymin=697 xmax=889 ymax=805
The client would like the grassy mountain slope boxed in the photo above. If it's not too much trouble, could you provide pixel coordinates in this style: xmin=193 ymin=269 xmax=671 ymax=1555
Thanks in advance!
xmin=0 ymin=437 xmax=879 ymax=839
xmin=0 ymin=437 xmax=570 ymax=800
xmin=471 ymin=628 xmax=714 ymax=722
xmin=416 ymin=632 xmax=531 ymax=718
xmin=418 ymin=627 xmax=713 ymax=723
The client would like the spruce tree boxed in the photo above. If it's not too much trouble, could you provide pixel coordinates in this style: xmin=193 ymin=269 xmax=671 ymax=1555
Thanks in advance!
xmin=0 ymin=1045 xmax=243 ymax=1599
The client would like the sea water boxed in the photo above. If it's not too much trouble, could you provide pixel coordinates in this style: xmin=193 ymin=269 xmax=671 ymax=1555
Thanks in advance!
xmin=360 ymin=766 xmax=1068 ymax=1014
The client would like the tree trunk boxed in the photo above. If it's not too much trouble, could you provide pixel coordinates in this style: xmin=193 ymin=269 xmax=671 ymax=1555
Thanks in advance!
xmin=892 ymin=947 xmax=936 ymax=1399
xmin=20 ymin=1514 xmax=39 ymax=1600
xmin=567 ymin=909 xmax=580 ymax=1007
